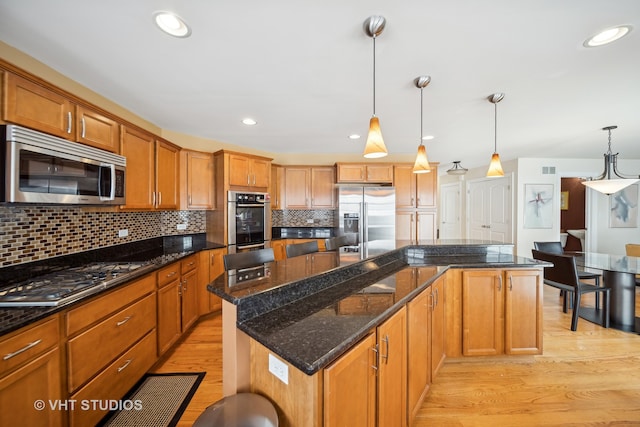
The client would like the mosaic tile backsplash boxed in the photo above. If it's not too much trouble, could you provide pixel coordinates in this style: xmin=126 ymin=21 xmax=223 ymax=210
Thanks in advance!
xmin=272 ymin=209 xmax=337 ymax=227
xmin=0 ymin=206 xmax=206 ymax=267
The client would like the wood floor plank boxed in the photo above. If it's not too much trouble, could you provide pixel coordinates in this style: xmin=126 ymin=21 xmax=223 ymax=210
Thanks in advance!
xmin=154 ymin=285 xmax=640 ymax=426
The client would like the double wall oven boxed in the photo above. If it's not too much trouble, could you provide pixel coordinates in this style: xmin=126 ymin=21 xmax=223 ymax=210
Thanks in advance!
xmin=227 ymin=190 xmax=271 ymax=254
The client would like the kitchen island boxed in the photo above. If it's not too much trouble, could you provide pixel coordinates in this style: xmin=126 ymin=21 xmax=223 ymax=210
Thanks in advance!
xmin=208 ymin=240 xmax=546 ymax=427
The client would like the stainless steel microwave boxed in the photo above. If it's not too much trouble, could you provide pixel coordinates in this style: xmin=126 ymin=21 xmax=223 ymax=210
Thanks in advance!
xmin=1 ymin=125 xmax=126 ymax=205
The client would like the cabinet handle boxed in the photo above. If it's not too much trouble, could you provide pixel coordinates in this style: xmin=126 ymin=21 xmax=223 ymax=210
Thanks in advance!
xmin=428 ymin=291 xmax=435 ymax=309
xmin=247 ymin=175 xmax=250 ymax=185
xmin=371 ymin=344 xmax=379 ymax=371
xmin=497 ymin=275 xmax=503 ymax=291
xmin=81 ymin=117 xmax=86 ymax=138
xmin=152 ymin=192 xmax=156 ymax=206
xmin=253 ymin=175 xmax=256 ymax=185
xmin=435 ymin=288 xmax=439 ymax=306
xmin=381 ymin=335 xmax=390 ymax=364
xmin=166 ymin=271 xmax=177 ymax=278
xmin=67 ymin=112 xmax=72 ymax=134
xmin=189 ymin=195 xmax=192 ymax=205
xmin=183 ymin=279 xmax=187 ymax=292
xmin=509 ymin=275 xmax=513 ymax=291
xmin=3 ymin=339 xmax=42 ymax=360
xmin=116 ymin=316 xmax=132 ymax=326
xmin=158 ymin=192 xmax=162 ymax=206
xmin=117 ymin=359 xmax=132 ymax=373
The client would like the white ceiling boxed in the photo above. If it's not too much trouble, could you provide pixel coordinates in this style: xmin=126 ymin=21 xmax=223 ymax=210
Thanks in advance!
xmin=1 ymin=0 xmax=639 ymax=172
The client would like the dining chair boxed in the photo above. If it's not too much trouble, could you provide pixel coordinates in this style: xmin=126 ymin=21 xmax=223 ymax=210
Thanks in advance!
xmin=533 ymin=241 xmax=603 ymax=308
xmin=324 ymin=235 xmax=350 ymax=251
xmin=223 ymin=248 xmax=275 ymax=271
xmin=532 ymin=249 xmax=610 ymax=331
xmin=624 ymin=243 xmax=640 ymax=286
xmin=285 ymin=240 xmax=319 ymax=258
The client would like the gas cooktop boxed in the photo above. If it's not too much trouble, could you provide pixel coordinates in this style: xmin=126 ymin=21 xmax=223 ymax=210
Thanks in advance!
xmin=0 ymin=261 xmax=156 ymax=307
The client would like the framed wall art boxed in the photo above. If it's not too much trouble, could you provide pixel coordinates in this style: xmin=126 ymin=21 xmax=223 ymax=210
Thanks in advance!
xmin=560 ymin=191 xmax=569 ymax=210
xmin=524 ymin=184 xmax=553 ymax=229
xmin=610 ymin=184 xmax=638 ymax=228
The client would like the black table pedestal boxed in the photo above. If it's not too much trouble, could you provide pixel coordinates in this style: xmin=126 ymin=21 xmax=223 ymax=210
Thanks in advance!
xmin=603 ymin=270 xmax=637 ymax=332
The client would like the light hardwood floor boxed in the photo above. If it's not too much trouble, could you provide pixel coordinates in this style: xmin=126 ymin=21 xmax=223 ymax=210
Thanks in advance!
xmin=152 ymin=286 xmax=640 ymax=426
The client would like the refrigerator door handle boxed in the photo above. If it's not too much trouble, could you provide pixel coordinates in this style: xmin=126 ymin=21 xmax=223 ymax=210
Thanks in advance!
xmin=363 ymin=202 xmax=368 ymax=243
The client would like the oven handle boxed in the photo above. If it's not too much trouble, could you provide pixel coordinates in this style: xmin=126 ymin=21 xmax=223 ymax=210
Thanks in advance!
xmin=237 ymin=242 xmax=266 ymax=250
xmin=236 ymin=203 xmax=265 ymax=208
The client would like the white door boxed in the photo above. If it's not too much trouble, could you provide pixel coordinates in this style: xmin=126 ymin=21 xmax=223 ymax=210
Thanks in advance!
xmin=440 ymin=182 xmax=462 ymax=239
xmin=467 ymin=177 xmax=513 ymax=243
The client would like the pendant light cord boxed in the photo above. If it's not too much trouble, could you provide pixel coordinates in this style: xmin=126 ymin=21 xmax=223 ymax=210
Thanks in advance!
xmin=420 ymin=88 xmax=424 ymax=146
xmin=372 ymin=36 xmax=376 ymax=116
xmin=494 ymin=102 xmax=498 ymax=153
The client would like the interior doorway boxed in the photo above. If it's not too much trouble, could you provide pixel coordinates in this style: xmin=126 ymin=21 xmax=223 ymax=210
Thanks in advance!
xmin=560 ymin=177 xmax=586 ymax=251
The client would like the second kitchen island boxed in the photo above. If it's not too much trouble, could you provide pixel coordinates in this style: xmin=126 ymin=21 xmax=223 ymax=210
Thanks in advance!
xmin=208 ymin=240 xmax=545 ymax=427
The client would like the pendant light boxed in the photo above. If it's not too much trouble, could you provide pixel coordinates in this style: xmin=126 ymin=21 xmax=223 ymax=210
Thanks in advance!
xmin=447 ymin=161 xmax=468 ymax=175
xmin=363 ymin=16 xmax=388 ymax=158
xmin=486 ymin=93 xmax=505 ymax=177
xmin=582 ymin=126 xmax=640 ymax=195
xmin=413 ymin=75 xmax=432 ymax=173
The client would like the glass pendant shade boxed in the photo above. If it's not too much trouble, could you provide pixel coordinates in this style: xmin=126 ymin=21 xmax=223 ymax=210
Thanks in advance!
xmin=486 ymin=153 xmax=504 ymax=177
xmin=363 ymin=116 xmax=388 ymax=158
xmin=412 ymin=144 xmax=430 ymax=173
xmin=581 ymin=127 xmax=640 ymax=195
xmin=583 ymin=178 xmax=639 ymax=195
xmin=447 ymin=161 xmax=468 ymax=175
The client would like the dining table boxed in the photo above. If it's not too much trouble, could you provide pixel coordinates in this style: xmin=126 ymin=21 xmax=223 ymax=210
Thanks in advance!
xmin=571 ymin=251 xmax=640 ymax=333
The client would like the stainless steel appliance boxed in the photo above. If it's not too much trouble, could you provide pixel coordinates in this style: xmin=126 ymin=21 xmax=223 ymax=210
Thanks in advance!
xmin=1 ymin=125 xmax=126 ymax=205
xmin=338 ymin=186 xmax=395 ymax=249
xmin=227 ymin=190 xmax=271 ymax=253
xmin=0 ymin=261 xmax=155 ymax=307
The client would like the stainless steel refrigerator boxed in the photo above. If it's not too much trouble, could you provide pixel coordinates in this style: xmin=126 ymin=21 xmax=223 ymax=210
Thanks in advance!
xmin=338 ymin=186 xmax=396 ymax=247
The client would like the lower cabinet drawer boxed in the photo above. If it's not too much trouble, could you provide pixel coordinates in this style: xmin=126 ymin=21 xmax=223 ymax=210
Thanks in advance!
xmin=0 ymin=316 xmax=59 ymax=377
xmin=67 ymin=293 xmax=156 ymax=392
xmin=69 ymin=330 xmax=157 ymax=427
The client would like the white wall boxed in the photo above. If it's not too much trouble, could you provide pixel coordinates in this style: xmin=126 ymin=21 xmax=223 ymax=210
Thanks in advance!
xmin=439 ymin=157 xmax=640 ymax=257
xmin=516 ymin=158 xmax=640 ymax=256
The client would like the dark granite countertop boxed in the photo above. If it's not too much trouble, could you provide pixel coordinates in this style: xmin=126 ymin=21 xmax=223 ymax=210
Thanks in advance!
xmin=272 ymin=227 xmax=336 ymax=239
xmin=208 ymin=239 xmax=546 ymax=374
xmin=0 ymin=234 xmax=225 ymax=336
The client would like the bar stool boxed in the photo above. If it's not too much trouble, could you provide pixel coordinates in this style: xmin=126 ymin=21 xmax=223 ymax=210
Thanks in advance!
xmin=193 ymin=393 xmax=278 ymax=427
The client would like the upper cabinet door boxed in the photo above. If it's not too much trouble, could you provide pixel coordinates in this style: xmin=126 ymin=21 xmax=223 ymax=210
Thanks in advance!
xmin=284 ymin=167 xmax=310 ymax=208
xmin=3 ymin=72 xmax=74 ymax=139
xmin=228 ymin=154 xmax=251 ymax=187
xmin=310 ymin=167 xmax=335 ymax=208
xmin=251 ymin=158 xmax=270 ymax=189
xmin=416 ymin=170 xmax=437 ymax=209
xmin=120 ymin=126 xmax=155 ymax=209
xmin=75 ymin=105 xmax=120 ymax=153
xmin=394 ymin=165 xmax=417 ymax=209
xmin=155 ymin=139 xmax=180 ymax=210
xmin=185 ymin=150 xmax=214 ymax=210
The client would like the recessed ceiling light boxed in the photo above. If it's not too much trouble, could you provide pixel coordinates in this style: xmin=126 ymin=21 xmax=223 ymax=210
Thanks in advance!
xmin=349 ymin=134 xmax=361 ymax=140
xmin=422 ymin=135 xmax=434 ymax=141
xmin=583 ymin=25 xmax=632 ymax=47
xmin=153 ymin=11 xmax=191 ymax=38
xmin=242 ymin=118 xmax=257 ymax=125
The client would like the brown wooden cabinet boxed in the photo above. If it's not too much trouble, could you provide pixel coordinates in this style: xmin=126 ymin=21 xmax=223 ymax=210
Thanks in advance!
xmin=377 ymin=306 xmax=407 ymax=427
xmin=461 ymin=269 xmax=542 ymax=356
xmin=407 ymin=285 xmax=431 ymax=424
xmin=156 ymin=255 xmax=200 ymax=356
xmin=181 ymin=149 xmax=214 ymax=210
xmin=228 ymin=152 xmax=270 ymax=189
xmin=394 ymin=164 xmax=437 ymax=209
xmin=120 ymin=127 xmax=179 ymax=210
xmin=323 ymin=331 xmax=377 ymax=427
xmin=3 ymin=72 xmax=120 ymax=152
xmin=283 ymin=166 xmax=335 ymax=209
xmin=336 ymin=163 xmax=393 ymax=183
xmin=271 ymin=164 xmax=284 ymax=209
xmin=272 ymin=240 xmax=287 ymax=261
xmin=198 ymin=248 xmax=226 ymax=315
xmin=0 ymin=316 xmax=63 ymax=427
xmin=394 ymin=164 xmax=438 ymax=243
xmin=74 ymin=104 xmax=120 ymax=152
